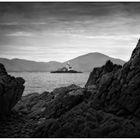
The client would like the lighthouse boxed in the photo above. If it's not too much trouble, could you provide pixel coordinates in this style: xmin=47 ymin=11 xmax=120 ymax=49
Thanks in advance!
xmin=67 ymin=62 xmax=72 ymax=71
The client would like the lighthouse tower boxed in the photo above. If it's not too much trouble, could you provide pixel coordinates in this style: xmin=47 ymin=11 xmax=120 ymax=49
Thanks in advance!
xmin=67 ymin=62 xmax=72 ymax=71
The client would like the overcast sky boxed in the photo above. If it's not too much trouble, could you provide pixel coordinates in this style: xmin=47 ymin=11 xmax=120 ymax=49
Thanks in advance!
xmin=0 ymin=2 xmax=140 ymax=62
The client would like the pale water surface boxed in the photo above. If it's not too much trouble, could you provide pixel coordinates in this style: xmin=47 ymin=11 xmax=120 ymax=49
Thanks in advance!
xmin=9 ymin=72 xmax=90 ymax=95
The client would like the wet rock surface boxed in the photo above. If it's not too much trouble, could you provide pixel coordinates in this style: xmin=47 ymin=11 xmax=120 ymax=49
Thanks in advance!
xmin=1 ymin=39 xmax=140 ymax=137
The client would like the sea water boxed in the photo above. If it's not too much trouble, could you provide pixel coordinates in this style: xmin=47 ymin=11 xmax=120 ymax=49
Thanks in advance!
xmin=9 ymin=72 xmax=90 ymax=95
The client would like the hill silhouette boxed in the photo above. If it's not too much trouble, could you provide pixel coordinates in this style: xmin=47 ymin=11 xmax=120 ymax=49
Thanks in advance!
xmin=0 ymin=52 xmax=125 ymax=72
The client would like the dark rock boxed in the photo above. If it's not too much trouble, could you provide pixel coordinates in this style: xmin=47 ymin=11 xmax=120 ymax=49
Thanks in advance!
xmin=32 ymin=39 xmax=140 ymax=138
xmin=0 ymin=63 xmax=7 ymax=76
xmin=14 ymin=84 xmax=89 ymax=125
xmin=44 ymin=84 xmax=86 ymax=119
xmin=14 ymin=91 xmax=53 ymax=119
xmin=85 ymin=60 xmax=122 ymax=89
xmin=90 ymin=39 xmax=140 ymax=117
xmin=0 ymin=63 xmax=25 ymax=117
xmin=52 ymin=84 xmax=81 ymax=97
xmin=32 ymin=118 xmax=60 ymax=137
xmin=33 ymin=101 xmax=140 ymax=138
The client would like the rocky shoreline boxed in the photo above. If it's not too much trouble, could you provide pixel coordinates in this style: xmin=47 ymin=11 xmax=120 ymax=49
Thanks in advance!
xmin=1 ymin=39 xmax=140 ymax=137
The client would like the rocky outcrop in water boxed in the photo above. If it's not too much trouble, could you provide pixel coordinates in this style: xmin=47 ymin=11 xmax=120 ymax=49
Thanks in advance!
xmin=0 ymin=63 xmax=25 ymax=117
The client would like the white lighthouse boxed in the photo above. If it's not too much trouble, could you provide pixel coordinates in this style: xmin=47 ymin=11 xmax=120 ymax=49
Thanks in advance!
xmin=66 ymin=62 xmax=72 ymax=71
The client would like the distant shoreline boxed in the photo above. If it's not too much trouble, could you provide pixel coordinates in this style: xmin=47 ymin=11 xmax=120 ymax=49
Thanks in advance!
xmin=9 ymin=71 xmax=90 ymax=73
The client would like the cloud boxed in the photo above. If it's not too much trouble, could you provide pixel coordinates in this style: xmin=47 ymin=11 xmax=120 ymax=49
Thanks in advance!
xmin=0 ymin=22 xmax=48 ymax=26
xmin=0 ymin=22 xmax=19 ymax=26
xmin=81 ymin=34 xmax=140 ymax=40
xmin=0 ymin=3 xmax=140 ymax=62
xmin=6 ymin=31 xmax=35 ymax=37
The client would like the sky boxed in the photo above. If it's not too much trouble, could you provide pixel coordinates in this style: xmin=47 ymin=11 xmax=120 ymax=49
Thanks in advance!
xmin=0 ymin=2 xmax=140 ymax=62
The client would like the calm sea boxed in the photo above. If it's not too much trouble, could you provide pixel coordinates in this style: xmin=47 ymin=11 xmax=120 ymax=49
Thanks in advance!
xmin=9 ymin=72 xmax=90 ymax=95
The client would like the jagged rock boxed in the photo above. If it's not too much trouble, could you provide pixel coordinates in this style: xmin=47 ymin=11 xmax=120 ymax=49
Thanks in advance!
xmin=33 ymin=101 xmax=140 ymax=138
xmin=90 ymin=39 xmax=140 ymax=117
xmin=14 ymin=91 xmax=53 ymax=119
xmin=0 ymin=63 xmax=7 ymax=76
xmin=85 ymin=60 xmax=122 ymax=89
xmin=32 ymin=39 xmax=140 ymax=138
xmin=33 ymin=118 xmax=60 ymax=137
xmin=0 ymin=63 xmax=25 ymax=117
xmin=52 ymin=84 xmax=81 ymax=97
xmin=14 ymin=84 xmax=90 ymax=130
xmin=44 ymin=84 xmax=87 ymax=119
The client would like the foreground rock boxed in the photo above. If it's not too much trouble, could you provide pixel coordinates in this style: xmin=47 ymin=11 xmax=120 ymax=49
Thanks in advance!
xmin=32 ymin=39 xmax=140 ymax=137
xmin=0 ymin=63 xmax=25 ymax=117
xmin=90 ymin=39 xmax=140 ymax=118
xmin=14 ymin=84 xmax=88 ymax=120
xmin=2 ymin=39 xmax=140 ymax=137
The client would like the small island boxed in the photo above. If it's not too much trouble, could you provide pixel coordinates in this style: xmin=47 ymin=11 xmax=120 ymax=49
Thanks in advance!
xmin=50 ymin=62 xmax=82 ymax=73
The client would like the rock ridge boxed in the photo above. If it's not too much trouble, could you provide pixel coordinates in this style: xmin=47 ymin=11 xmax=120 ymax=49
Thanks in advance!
xmin=0 ymin=63 xmax=25 ymax=117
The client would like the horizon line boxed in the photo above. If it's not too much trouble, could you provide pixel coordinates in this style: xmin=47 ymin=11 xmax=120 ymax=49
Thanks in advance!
xmin=0 ymin=51 xmax=126 ymax=63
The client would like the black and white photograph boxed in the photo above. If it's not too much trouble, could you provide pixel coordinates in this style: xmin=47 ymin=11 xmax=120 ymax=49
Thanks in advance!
xmin=0 ymin=1 xmax=140 ymax=138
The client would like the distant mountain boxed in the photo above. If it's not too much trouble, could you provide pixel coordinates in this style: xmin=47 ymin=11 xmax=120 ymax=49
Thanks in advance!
xmin=0 ymin=53 xmax=125 ymax=72
xmin=0 ymin=58 xmax=63 ymax=72
xmin=64 ymin=52 xmax=125 ymax=72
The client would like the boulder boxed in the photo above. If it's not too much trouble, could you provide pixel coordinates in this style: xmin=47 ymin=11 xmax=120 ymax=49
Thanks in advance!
xmin=0 ymin=63 xmax=25 ymax=117
xmin=85 ymin=60 xmax=122 ymax=89
xmin=14 ymin=84 xmax=88 ymax=121
xmin=91 ymin=39 xmax=140 ymax=117
xmin=44 ymin=84 xmax=86 ymax=119
xmin=14 ymin=91 xmax=53 ymax=119
xmin=0 ymin=63 xmax=7 ymax=76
